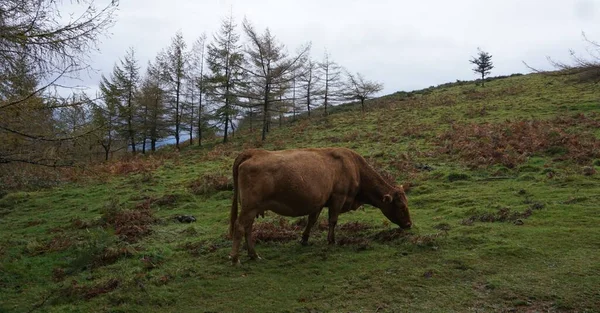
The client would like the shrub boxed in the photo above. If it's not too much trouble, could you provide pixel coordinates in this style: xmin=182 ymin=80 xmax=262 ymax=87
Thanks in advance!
xmin=188 ymin=173 xmax=232 ymax=195
xmin=437 ymin=117 xmax=600 ymax=168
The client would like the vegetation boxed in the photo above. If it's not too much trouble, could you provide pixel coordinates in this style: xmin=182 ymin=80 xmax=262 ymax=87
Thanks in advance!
xmin=1 ymin=2 xmax=599 ymax=312
xmin=1 ymin=72 xmax=599 ymax=312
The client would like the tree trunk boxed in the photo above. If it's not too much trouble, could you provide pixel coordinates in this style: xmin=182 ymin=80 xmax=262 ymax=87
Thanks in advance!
xmin=481 ymin=72 xmax=485 ymax=87
xmin=262 ymin=83 xmax=270 ymax=141
xmin=189 ymin=90 xmax=194 ymax=145
xmin=142 ymin=103 xmax=148 ymax=154
xmin=197 ymin=83 xmax=203 ymax=146
xmin=361 ymin=98 xmax=365 ymax=112
xmin=175 ymin=78 xmax=181 ymax=149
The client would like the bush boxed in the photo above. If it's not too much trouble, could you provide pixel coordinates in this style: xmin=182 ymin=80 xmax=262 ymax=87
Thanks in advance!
xmin=437 ymin=117 xmax=600 ymax=168
xmin=188 ymin=173 xmax=232 ymax=195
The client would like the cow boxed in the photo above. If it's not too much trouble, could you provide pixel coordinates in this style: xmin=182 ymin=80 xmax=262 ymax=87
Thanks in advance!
xmin=228 ymin=147 xmax=412 ymax=265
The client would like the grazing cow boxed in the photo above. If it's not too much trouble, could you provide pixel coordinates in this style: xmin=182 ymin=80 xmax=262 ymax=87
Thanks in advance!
xmin=229 ymin=147 xmax=412 ymax=264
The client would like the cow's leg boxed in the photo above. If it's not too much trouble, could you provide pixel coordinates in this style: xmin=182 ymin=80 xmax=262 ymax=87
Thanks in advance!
xmin=327 ymin=199 xmax=344 ymax=245
xmin=230 ymin=210 xmax=256 ymax=265
xmin=244 ymin=214 xmax=261 ymax=260
xmin=301 ymin=210 xmax=322 ymax=246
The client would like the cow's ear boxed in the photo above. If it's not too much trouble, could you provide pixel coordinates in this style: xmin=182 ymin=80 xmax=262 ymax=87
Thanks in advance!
xmin=383 ymin=194 xmax=393 ymax=203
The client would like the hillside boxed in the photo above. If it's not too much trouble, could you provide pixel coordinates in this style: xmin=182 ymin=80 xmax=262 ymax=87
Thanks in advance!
xmin=1 ymin=72 xmax=599 ymax=312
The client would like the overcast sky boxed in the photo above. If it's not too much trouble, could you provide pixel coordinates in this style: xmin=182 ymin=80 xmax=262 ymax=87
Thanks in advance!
xmin=75 ymin=0 xmax=600 ymax=96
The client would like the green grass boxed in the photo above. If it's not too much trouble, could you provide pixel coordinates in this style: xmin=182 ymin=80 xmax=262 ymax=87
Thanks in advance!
xmin=1 ymin=73 xmax=600 ymax=312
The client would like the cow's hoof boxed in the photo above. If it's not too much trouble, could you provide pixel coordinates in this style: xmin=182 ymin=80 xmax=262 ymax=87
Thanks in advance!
xmin=229 ymin=255 xmax=241 ymax=266
xmin=249 ymin=254 xmax=262 ymax=261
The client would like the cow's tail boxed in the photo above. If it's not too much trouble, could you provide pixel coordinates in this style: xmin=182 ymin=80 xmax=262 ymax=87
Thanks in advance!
xmin=229 ymin=150 xmax=253 ymax=238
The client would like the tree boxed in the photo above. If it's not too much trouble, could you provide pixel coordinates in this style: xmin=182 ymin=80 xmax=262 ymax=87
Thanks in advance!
xmin=0 ymin=0 xmax=118 ymax=167
xmin=205 ymin=14 xmax=245 ymax=144
xmin=525 ymin=32 xmax=600 ymax=84
xmin=190 ymin=34 xmax=208 ymax=146
xmin=297 ymin=59 xmax=321 ymax=118
xmin=137 ymin=59 xmax=169 ymax=152
xmin=97 ymin=78 xmax=121 ymax=160
xmin=114 ymin=48 xmax=140 ymax=153
xmin=318 ymin=51 xmax=344 ymax=116
xmin=242 ymin=18 xmax=310 ymax=140
xmin=97 ymin=48 xmax=140 ymax=154
xmin=470 ymin=48 xmax=494 ymax=87
xmin=159 ymin=31 xmax=188 ymax=150
xmin=344 ymin=72 xmax=384 ymax=112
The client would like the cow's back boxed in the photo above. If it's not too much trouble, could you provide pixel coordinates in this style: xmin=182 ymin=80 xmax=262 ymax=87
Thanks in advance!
xmin=236 ymin=148 xmax=360 ymax=217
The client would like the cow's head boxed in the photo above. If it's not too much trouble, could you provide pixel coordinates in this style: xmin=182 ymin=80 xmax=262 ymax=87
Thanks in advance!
xmin=381 ymin=185 xmax=412 ymax=229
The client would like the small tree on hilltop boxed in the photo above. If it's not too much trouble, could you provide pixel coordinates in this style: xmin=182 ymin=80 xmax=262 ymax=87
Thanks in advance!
xmin=470 ymin=48 xmax=494 ymax=87
xmin=344 ymin=72 xmax=383 ymax=112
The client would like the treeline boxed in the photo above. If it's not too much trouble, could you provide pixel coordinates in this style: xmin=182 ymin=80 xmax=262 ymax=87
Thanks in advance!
xmin=93 ymin=15 xmax=384 ymax=159
xmin=0 ymin=1 xmax=385 ymax=190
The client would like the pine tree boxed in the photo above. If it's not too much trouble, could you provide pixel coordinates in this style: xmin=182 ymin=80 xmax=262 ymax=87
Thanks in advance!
xmin=139 ymin=59 xmax=169 ymax=152
xmin=159 ymin=31 xmax=188 ymax=149
xmin=470 ymin=48 xmax=494 ymax=87
xmin=114 ymin=48 xmax=140 ymax=153
xmin=205 ymin=14 xmax=245 ymax=144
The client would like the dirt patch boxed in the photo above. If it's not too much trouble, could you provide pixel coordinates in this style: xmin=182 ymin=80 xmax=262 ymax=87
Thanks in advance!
xmin=336 ymin=236 xmax=371 ymax=250
xmin=292 ymin=217 xmax=329 ymax=231
xmin=371 ymin=228 xmax=411 ymax=242
xmin=26 ymin=235 xmax=74 ymax=256
xmin=253 ymin=218 xmax=301 ymax=243
xmin=52 ymin=267 xmax=66 ymax=282
xmin=59 ymin=278 xmax=120 ymax=301
xmin=339 ymin=221 xmax=372 ymax=233
xmin=438 ymin=117 xmax=600 ymax=168
xmin=461 ymin=205 xmax=544 ymax=225
xmin=371 ymin=229 xmax=446 ymax=246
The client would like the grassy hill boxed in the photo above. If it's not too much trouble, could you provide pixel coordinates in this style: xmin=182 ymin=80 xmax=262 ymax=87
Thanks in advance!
xmin=1 ymin=73 xmax=599 ymax=312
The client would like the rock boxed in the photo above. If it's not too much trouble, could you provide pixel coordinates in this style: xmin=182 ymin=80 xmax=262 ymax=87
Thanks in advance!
xmin=415 ymin=163 xmax=435 ymax=171
xmin=514 ymin=219 xmax=524 ymax=226
xmin=175 ymin=215 xmax=196 ymax=223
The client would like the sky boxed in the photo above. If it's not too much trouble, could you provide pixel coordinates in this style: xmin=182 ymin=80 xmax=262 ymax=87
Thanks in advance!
xmin=72 ymin=0 xmax=600 ymax=96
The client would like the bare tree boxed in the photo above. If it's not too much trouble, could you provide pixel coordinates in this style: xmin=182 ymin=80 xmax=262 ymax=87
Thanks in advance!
xmin=242 ymin=18 xmax=310 ymax=140
xmin=344 ymin=72 xmax=384 ymax=112
xmin=319 ymin=50 xmax=344 ymax=116
xmin=470 ymin=48 xmax=494 ymax=87
xmin=297 ymin=59 xmax=321 ymax=118
xmin=525 ymin=32 xmax=600 ymax=83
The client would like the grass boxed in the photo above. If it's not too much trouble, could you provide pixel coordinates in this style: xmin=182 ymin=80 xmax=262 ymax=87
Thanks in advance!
xmin=1 ymin=73 xmax=600 ymax=312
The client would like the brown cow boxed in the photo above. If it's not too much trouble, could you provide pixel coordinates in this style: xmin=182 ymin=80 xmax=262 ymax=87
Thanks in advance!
xmin=229 ymin=147 xmax=412 ymax=265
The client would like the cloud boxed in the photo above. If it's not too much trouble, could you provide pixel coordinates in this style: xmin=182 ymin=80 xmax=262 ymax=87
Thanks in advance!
xmin=68 ymin=0 xmax=600 ymax=95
